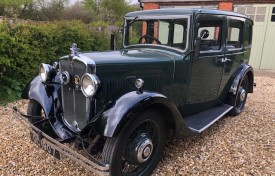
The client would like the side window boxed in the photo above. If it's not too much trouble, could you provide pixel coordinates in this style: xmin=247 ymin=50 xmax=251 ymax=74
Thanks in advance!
xmin=244 ymin=24 xmax=252 ymax=48
xmin=227 ymin=19 xmax=243 ymax=49
xmin=197 ymin=21 xmax=222 ymax=51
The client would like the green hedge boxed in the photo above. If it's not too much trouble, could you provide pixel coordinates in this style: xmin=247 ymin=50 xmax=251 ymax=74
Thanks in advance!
xmin=0 ymin=21 xmax=110 ymax=104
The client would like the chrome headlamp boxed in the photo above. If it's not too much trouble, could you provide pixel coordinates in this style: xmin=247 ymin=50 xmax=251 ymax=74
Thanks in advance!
xmin=81 ymin=73 xmax=100 ymax=98
xmin=39 ymin=63 xmax=56 ymax=83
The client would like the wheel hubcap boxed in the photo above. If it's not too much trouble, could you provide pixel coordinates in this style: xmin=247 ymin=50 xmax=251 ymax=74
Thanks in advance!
xmin=126 ymin=133 xmax=153 ymax=164
xmin=239 ymin=88 xmax=246 ymax=102
xmin=137 ymin=139 xmax=153 ymax=163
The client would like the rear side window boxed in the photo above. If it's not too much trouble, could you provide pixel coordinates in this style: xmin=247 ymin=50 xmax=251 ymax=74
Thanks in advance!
xmin=244 ymin=24 xmax=252 ymax=48
xmin=227 ymin=19 xmax=243 ymax=49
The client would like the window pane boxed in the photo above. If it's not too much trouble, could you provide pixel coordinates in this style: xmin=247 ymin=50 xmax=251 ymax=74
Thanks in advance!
xmin=197 ymin=21 xmax=222 ymax=51
xmin=128 ymin=21 xmax=142 ymax=45
xmin=173 ymin=24 xmax=184 ymax=43
xmin=244 ymin=24 xmax=252 ymax=47
xmin=271 ymin=15 xmax=275 ymax=22
xmin=227 ymin=20 xmax=243 ymax=49
xmin=158 ymin=21 xmax=169 ymax=44
xmin=229 ymin=28 xmax=240 ymax=41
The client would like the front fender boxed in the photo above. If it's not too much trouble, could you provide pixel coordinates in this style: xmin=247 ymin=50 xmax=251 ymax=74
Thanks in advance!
xmin=92 ymin=91 xmax=194 ymax=138
xmin=21 ymin=75 xmax=61 ymax=117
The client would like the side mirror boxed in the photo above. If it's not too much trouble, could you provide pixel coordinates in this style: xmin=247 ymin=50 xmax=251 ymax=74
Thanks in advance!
xmin=110 ymin=33 xmax=115 ymax=50
xmin=194 ymin=37 xmax=201 ymax=61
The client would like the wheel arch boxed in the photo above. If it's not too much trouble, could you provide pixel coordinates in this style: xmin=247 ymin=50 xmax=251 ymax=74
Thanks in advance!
xmin=92 ymin=91 xmax=194 ymax=138
xmin=246 ymin=69 xmax=254 ymax=93
xmin=22 ymin=75 xmax=62 ymax=117
xmin=229 ymin=64 xmax=254 ymax=95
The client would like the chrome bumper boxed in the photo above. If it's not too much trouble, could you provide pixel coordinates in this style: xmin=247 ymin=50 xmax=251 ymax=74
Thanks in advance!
xmin=13 ymin=106 xmax=110 ymax=176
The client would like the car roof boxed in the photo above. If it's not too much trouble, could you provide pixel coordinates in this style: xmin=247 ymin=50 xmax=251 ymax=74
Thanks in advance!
xmin=125 ymin=8 xmax=251 ymax=20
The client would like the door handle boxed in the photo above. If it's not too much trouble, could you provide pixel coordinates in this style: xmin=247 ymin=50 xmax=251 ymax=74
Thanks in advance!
xmin=220 ymin=57 xmax=232 ymax=63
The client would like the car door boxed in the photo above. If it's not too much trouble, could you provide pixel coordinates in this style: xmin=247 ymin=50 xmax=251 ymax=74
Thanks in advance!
xmin=184 ymin=14 xmax=226 ymax=116
xmin=218 ymin=17 xmax=250 ymax=99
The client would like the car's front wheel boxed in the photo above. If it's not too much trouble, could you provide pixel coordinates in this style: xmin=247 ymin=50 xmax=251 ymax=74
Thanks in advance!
xmin=27 ymin=99 xmax=45 ymax=123
xmin=102 ymin=110 xmax=166 ymax=176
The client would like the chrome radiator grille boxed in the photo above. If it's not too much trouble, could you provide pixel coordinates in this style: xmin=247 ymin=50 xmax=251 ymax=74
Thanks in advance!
xmin=60 ymin=60 xmax=91 ymax=131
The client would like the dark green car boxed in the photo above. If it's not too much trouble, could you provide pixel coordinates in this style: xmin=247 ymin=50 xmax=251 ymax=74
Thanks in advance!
xmin=15 ymin=8 xmax=254 ymax=176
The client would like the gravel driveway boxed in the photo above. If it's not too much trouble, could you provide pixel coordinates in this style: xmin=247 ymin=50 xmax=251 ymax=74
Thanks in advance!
xmin=0 ymin=76 xmax=274 ymax=175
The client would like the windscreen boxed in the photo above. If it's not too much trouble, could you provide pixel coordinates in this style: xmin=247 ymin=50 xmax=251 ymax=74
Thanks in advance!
xmin=124 ymin=18 xmax=189 ymax=50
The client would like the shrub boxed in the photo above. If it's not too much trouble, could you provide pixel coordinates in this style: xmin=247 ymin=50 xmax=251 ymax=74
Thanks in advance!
xmin=0 ymin=20 xmax=109 ymax=104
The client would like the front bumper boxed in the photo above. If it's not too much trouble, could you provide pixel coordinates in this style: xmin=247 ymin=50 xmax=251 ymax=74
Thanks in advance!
xmin=12 ymin=106 xmax=109 ymax=176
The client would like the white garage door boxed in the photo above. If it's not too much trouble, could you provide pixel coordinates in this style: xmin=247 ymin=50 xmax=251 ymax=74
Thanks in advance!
xmin=235 ymin=4 xmax=275 ymax=69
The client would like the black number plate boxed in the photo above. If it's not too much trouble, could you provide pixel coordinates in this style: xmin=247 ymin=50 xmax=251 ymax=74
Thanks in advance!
xmin=30 ymin=129 xmax=61 ymax=160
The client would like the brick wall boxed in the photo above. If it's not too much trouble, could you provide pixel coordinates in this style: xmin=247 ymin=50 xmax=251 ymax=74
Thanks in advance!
xmin=143 ymin=1 xmax=233 ymax=11
xmin=218 ymin=2 xmax=233 ymax=11
xmin=143 ymin=3 xmax=160 ymax=10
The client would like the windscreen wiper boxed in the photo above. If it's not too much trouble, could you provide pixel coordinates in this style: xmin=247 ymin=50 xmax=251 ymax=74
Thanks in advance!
xmin=124 ymin=16 xmax=139 ymax=28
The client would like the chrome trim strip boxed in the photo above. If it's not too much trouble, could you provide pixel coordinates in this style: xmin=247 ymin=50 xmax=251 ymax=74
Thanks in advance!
xmin=12 ymin=108 xmax=109 ymax=176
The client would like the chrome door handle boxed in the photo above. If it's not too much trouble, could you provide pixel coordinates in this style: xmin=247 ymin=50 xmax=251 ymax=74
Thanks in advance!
xmin=220 ymin=57 xmax=232 ymax=63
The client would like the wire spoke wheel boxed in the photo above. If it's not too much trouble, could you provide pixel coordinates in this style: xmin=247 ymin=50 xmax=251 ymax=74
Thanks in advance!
xmin=229 ymin=76 xmax=249 ymax=116
xmin=102 ymin=110 xmax=166 ymax=176
xmin=121 ymin=120 xmax=159 ymax=175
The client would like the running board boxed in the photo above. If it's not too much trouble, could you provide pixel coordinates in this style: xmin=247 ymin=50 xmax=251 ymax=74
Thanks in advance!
xmin=184 ymin=104 xmax=233 ymax=133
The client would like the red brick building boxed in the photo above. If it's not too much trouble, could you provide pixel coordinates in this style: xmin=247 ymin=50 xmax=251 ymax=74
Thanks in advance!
xmin=138 ymin=0 xmax=275 ymax=69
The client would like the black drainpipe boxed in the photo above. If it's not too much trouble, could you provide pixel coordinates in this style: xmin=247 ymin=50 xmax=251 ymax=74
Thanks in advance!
xmin=138 ymin=0 xmax=144 ymax=10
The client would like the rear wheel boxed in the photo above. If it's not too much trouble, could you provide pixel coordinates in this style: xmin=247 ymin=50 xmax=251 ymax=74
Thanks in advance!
xmin=102 ymin=110 xmax=166 ymax=176
xmin=27 ymin=100 xmax=45 ymax=123
xmin=229 ymin=76 xmax=249 ymax=116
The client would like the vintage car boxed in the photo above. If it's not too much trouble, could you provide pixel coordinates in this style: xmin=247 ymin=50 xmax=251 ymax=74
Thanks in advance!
xmin=14 ymin=8 xmax=254 ymax=176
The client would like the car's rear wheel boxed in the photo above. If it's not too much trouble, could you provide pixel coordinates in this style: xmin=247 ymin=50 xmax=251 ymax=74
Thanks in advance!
xmin=229 ymin=76 xmax=249 ymax=116
xmin=102 ymin=110 xmax=166 ymax=176
xmin=27 ymin=99 xmax=45 ymax=123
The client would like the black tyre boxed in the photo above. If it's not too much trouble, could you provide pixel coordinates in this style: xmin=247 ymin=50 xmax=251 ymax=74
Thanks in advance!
xmin=102 ymin=110 xmax=166 ymax=176
xmin=229 ymin=76 xmax=249 ymax=116
xmin=27 ymin=99 xmax=45 ymax=123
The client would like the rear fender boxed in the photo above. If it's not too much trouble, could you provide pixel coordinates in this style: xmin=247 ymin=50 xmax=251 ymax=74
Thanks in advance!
xmin=92 ymin=91 xmax=194 ymax=138
xmin=21 ymin=75 xmax=62 ymax=117
xmin=230 ymin=64 xmax=254 ymax=95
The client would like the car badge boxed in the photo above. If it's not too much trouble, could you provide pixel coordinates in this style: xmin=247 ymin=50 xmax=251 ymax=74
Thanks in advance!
xmin=74 ymin=75 xmax=80 ymax=85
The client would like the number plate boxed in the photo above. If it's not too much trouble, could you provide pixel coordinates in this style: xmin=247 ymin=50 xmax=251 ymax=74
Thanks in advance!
xmin=30 ymin=129 xmax=61 ymax=160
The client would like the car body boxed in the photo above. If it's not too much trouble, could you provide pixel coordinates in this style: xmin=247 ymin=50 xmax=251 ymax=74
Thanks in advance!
xmin=15 ymin=8 xmax=254 ymax=176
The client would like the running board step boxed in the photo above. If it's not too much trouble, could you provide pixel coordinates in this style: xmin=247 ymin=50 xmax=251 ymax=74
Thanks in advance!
xmin=184 ymin=104 xmax=233 ymax=133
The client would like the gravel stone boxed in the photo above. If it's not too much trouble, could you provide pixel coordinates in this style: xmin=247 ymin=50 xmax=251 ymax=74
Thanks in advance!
xmin=0 ymin=75 xmax=274 ymax=175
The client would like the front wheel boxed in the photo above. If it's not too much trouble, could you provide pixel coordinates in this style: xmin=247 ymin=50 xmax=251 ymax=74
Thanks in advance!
xmin=228 ymin=76 xmax=249 ymax=116
xmin=27 ymin=99 xmax=45 ymax=123
xmin=102 ymin=110 xmax=166 ymax=176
